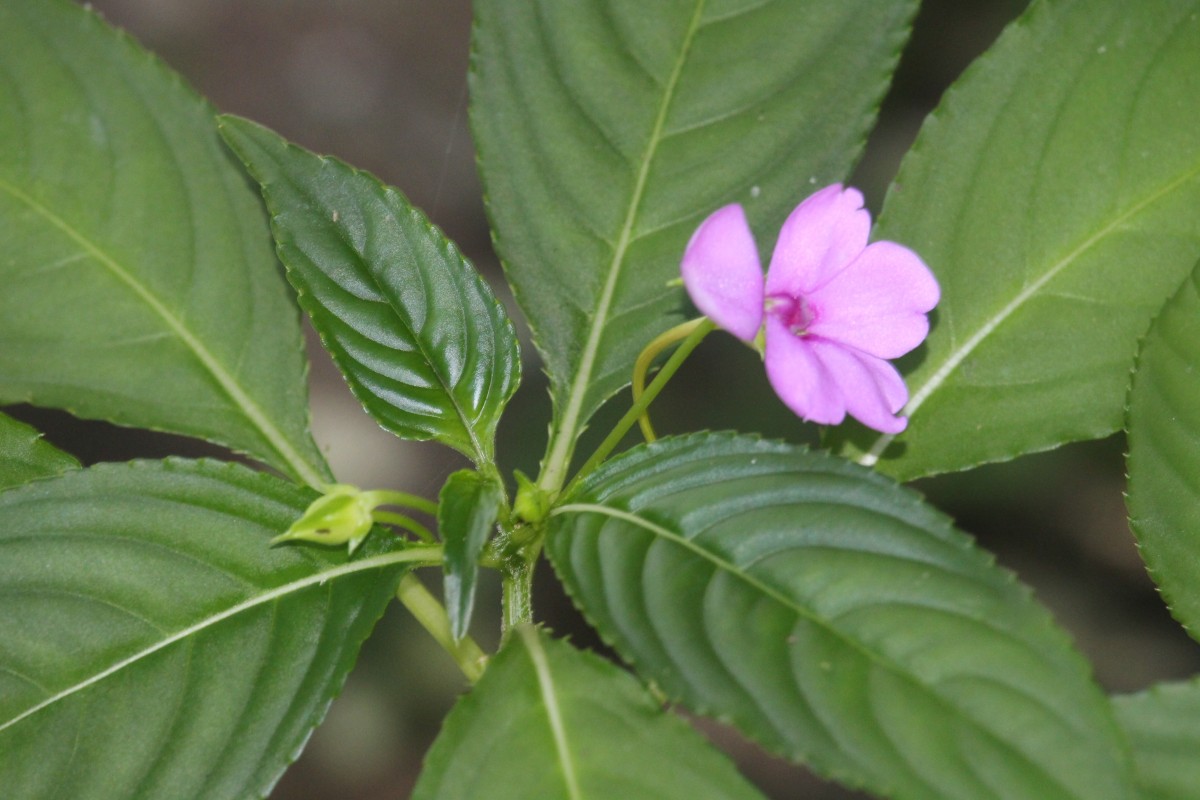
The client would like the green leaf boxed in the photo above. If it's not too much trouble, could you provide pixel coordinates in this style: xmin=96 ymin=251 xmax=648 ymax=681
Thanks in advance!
xmin=0 ymin=458 xmax=433 ymax=800
xmin=0 ymin=412 xmax=78 ymax=491
xmin=1126 ymin=259 xmax=1200 ymax=639
xmin=438 ymin=469 xmax=504 ymax=641
xmin=471 ymin=0 xmax=917 ymax=488
xmin=832 ymin=0 xmax=1200 ymax=480
xmin=0 ymin=0 xmax=328 ymax=486
xmin=218 ymin=116 xmax=520 ymax=467
xmin=547 ymin=433 xmax=1133 ymax=800
xmin=412 ymin=625 xmax=764 ymax=800
xmin=1114 ymin=679 xmax=1200 ymax=800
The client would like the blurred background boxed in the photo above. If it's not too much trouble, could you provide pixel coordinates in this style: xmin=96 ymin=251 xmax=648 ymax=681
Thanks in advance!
xmin=10 ymin=0 xmax=1200 ymax=797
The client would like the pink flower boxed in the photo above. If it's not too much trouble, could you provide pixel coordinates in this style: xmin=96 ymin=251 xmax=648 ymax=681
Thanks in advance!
xmin=681 ymin=184 xmax=938 ymax=434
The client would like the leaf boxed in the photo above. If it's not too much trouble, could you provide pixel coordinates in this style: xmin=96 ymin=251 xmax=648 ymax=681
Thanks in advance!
xmin=470 ymin=0 xmax=918 ymax=487
xmin=218 ymin=116 xmax=520 ymax=467
xmin=0 ymin=411 xmax=78 ymax=491
xmin=412 ymin=625 xmax=764 ymax=800
xmin=1126 ymin=259 xmax=1200 ymax=639
xmin=439 ymin=469 xmax=504 ymax=641
xmin=1113 ymin=679 xmax=1200 ymax=800
xmin=0 ymin=458 xmax=433 ymax=800
xmin=547 ymin=433 xmax=1134 ymax=800
xmin=0 ymin=0 xmax=328 ymax=486
xmin=831 ymin=0 xmax=1200 ymax=480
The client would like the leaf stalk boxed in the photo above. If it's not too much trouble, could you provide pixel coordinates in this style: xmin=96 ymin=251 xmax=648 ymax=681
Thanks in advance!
xmin=396 ymin=572 xmax=487 ymax=683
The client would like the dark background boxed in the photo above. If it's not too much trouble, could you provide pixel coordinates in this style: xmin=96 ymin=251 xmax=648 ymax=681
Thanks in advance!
xmin=12 ymin=1 xmax=1200 ymax=797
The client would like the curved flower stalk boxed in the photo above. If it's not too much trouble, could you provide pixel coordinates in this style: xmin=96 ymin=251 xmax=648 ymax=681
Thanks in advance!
xmin=681 ymin=184 xmax=939 ymax=434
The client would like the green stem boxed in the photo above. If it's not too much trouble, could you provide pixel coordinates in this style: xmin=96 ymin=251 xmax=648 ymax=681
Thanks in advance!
xmin=396 ymin=572 xmax=487 ymax=683
xmin=498 ymin=319 xmax=712 ymax=637
xmin=501 ymin=556 xmax=536 ymax=638
xmin=372 ymin=511 xmax=435 ymax=543
xmin=631 ymin=318 xmax=708 ymax=442
xmin=361 ymin=489 xmax=439 ymax=516
xmin=569 ymin=318 xmax=714 ymax=492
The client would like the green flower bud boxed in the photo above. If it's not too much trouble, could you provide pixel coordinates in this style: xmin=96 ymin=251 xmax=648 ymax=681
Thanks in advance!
xmin=272 ymin=484 xmax=375 ymax=554
xmin=512 ymin=470 xmax=550 ymax=525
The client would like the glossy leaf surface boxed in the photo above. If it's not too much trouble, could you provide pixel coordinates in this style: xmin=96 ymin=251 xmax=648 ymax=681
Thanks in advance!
xmin=439 ymin=469 xmax=504 ymax=641
xmin=412 ymin=625 xmax=763 ymax=800
xmin=0 ymin=0 xmax=328 ymax=486
xmin=219 ymin=116 xmax=520 ymax=466
xmin=0 ymin=412 xmax=78 ymax=491
xmin=1126 ymin=261 xmax=1200 ymax=639
xmin=834 ymin=0 xmax=1200 ymax=479
xmin=0 ymin=459 xmax=430 ymax=800
xmin=471 ymin=0 xmax=917 ymax=485
xmin=1114 ymin=679 xmax=1200 ymax=800
xmin=548 ymin=433 xmax=1132 ymax=800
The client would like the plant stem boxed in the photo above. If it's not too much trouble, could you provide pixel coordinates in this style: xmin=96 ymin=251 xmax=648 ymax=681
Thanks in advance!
xmin=372 ymin=511 xmax=435 ymax=543
xmin=496 ymin=319 xmax=713 ymax=640
xmin=362 ymin=489 xmax=439 ymax=516
xmin=631 ymin=317 xmax=709 ymax=442
xmin=569 ymin=318 xmax=714 ymax=491
xmin=396 ymin=572 xmax=487 ymax=683
xmin=501 ymin=556 xmax=535 ymax=637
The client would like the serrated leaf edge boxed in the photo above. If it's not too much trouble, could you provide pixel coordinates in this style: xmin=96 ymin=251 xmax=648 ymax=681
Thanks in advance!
xmin=854 ymin=1 xmax=1200 ymax=477
xmin=0 ymin=456 xmax=438 ymax=734
xmin=550 ymin=432 xmax=1130 ymax=798
xmin=1123 ymin=261 xmax=1200 ymax=642
xmin=219 ymin=117 xmax=520 ymax=466
xmin=0 ymin=3 xmax=329 ymax=487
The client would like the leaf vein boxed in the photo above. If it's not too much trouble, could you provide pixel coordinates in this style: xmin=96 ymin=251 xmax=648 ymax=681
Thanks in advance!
xmin=0 ymin=177 xmax=325 ymax=487
xmin=554 ymin=502 xmax=1084 ymax=796
xmin=860 ymin=157 xmax=1200 ymax=466
xmin=0 ymin=547 xmax=436 ymax=734
xmin=519 ymin=626 xmax=583 ymax=800
xmin=539 ymin=0 xmax=707 ymax=492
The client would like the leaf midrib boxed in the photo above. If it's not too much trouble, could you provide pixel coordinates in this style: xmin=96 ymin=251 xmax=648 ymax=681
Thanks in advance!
xmin=858 ymin=158 xmax=1200 ymax=467
xmin=233 ymin=130 xmax=497 ymax=466
xmin=0 ymin=546 xmax=436 ymax=733
xmin=519 ymin=626 xmax=583 ymax=800
xmin=553 ymin=502 xmax=1097 ymax=799
xmin=538 ymin=1 xmax=706 ymax=493
xmin=0 ymin=175 xmax=325 ymax=487
xmin=318 ymin=172 xmax=491 ymax=465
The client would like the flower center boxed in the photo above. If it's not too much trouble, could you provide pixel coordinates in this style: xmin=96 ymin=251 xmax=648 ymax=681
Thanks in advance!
xmin=765 ymin=293 xmax=814 ymax=336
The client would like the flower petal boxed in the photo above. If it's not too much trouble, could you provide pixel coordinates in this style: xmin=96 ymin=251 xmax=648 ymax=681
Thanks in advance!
xmin=680 ymin=204 xmax=763 ymax=341
xmin=806 ymin=240 xmax=940 ymax=359
xmin=765 ymin=184 xmax=870 ymax=297
xmin=762 ymin=317 xmax=847 ymax=426
xmin=811 ymin=340 xmax=909 ymax=434
xmin=765 ymin=322 xmax=909 ymax=434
